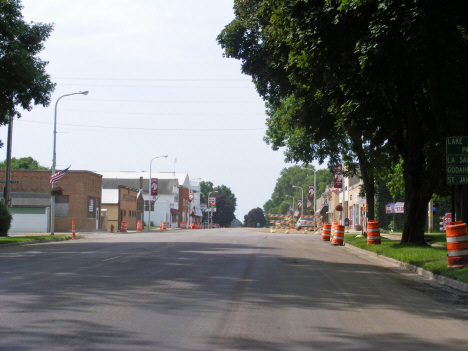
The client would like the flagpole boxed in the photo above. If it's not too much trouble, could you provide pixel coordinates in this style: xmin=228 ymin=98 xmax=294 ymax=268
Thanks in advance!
xmin=51 ymin=91 xmax=88 ymax=235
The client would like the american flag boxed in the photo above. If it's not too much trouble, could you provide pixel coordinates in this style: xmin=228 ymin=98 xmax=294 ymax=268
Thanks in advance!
xmin=329 ymin=187 xmax=340 ymax=196
xmin=49 ymin=166 xmax=70 ymax=184
xmin=307 ymin=200 xmax=312 ymax=208
xmin=294 ymin=210 xmax=299 ymax=217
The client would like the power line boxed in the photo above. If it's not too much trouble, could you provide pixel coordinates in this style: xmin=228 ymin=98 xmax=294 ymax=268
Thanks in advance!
xmin=71 ymin=99 xmax=263 ymax=103
xmin=56 ymin=109 xmax=265 ymax=116
xmin=57 ymin=84 xmax=253 ymax=89
xmin=54 ymin=77 xmax=251 ymax=82
xmin=16 ymin=119 xmax=266 ymax=132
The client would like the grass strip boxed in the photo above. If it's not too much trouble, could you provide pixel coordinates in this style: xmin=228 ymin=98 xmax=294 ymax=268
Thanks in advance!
xmin=343 ymin=234 xmax=468 ymax=284
xmin=0 ymin=235 xmax=76 ymax=245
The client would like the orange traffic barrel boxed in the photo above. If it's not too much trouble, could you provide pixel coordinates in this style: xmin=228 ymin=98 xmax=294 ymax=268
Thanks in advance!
xmin=367 ymin=220 xmax=381 ymax=245
xmin=180 ymin=222 xmax=186 ymax=229
xmin=161 ymin=222 xmax=167 ymax=230
xmin=446 ymin=221 xmax=468 ymax=268
xmin=321 ymin=223 xmax=332 ymax=241
xmin=121 ymin=221 xmax=127 ymax=232
xmin=332 ymin=224 xmax=345 ymax=246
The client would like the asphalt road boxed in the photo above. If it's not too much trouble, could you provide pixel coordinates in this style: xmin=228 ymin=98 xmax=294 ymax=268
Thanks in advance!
xmin=1 ymin=229 xmax=468 ymax=351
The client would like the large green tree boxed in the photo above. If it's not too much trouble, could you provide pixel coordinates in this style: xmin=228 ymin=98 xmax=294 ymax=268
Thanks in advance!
xmin=243 ymin=207 xmax=266 ymax=227
xmin=263 ymin=165 xmax=333 ymax=217
xmin=0 ymin=0 xmax=55 ymax=137
xmin=0 ymin=156 xmax=47 ymax=170
xmin=212 ymin=194 xmax=236 ymax=227
xmin=219 ymin=0 xmax=468 ymax=245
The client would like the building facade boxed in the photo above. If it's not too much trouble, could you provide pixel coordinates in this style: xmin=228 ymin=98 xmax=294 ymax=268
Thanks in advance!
xmin=0 ymin=170 xmax=102 ymax=232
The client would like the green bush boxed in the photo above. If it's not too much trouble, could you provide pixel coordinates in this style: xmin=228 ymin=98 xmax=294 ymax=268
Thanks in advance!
xmin=0 ymin=201 xmax=12 ymax=236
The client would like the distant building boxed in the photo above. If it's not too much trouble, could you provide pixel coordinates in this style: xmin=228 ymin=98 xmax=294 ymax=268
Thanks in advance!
xmin=0 ymin=169 xmax=102 ymax=233
xmin=231 ymin=218 xmax=242 ymax=227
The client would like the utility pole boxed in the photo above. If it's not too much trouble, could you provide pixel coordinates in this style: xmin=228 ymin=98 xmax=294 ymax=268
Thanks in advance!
xmin=3 ymin=113 xmax=13 ymax=207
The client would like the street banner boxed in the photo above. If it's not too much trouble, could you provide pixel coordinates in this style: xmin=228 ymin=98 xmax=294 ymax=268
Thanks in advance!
xmin=386 ymin=203 xmax=395 ymax=214
xmin=308 ymin=185 xmax=315 ymax=200
xmin=189 ymin=192 xmax=194 ymax=202
xmin=151 ymin=178 xmax=158 ymax=196
xmin=334 ymin=165 xmax=343 ymax=188
xmin=298 ymin=199 xmax=302 ymax=210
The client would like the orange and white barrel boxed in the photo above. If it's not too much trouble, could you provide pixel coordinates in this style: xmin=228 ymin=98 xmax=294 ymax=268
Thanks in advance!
xmin=121 ymin=222 xmax=127 ymax=232
xmin=367 ymin=220 xmax=381 ymax=245
xmin=332 ymin=224 xmax=345 ymax=246
xmin=180 ymin=222 xmax=186 ymax=229
xmin=446 ymin=221 xmax=468 ymax=268
xmin=161 ymin=222 xmax=167 ymax=230
xmin=321 ymin=223 xmax=332 ymax=241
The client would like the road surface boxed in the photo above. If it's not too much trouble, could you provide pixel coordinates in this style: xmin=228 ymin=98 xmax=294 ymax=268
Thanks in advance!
xmin=1 ymin=228 xmax=467 ymax=350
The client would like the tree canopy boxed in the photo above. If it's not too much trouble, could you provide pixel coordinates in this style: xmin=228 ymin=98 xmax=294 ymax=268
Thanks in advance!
xmin=0 ymin=0 xmax=55 ymax=141
xmin=212 ymin=194 xmax=236 ymax=227
xmin=218 ymin=0 xmax=468 ymax=244
xmin=0 ymin=156 xmax=47 ymax=170
xmin=200 ymin=181 xmax=237 ymax=208
xmin=263 ymin=165 xmax=333 ymax=216
xmin=243 ymin=207 xmax=266 ymax=228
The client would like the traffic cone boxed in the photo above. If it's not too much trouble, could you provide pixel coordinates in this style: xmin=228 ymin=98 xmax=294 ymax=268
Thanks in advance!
xmin=72 ymin=218 xmax=76 ymax=239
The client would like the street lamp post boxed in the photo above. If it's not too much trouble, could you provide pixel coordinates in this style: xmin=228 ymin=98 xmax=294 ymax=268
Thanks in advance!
xmin=301 ymin=166 xmax=317 ymax=215
xmin=50 ymin=91 xmax=89 ymax=235
xmin=208 ymin=190 xmax=218 ymax=228
xmin=286 ymin=194 xmax=294 ymax=215
xmin=148 ymin=155 xmax=168 ymax=231
xmin=292 ymin=185 xmax=304 ymax=217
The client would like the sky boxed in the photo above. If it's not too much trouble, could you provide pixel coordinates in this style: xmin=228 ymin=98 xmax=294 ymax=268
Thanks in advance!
xmin=0 ymin=0 xmax=322 ymax=219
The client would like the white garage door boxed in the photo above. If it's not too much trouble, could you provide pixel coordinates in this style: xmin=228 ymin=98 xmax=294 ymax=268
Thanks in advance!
xmin=9 ymin=208 xmax=49 ymax=233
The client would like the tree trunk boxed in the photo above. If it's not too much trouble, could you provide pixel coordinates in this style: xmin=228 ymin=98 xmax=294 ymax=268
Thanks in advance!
xmin=401 ymin=184 xmax=431 ymax=245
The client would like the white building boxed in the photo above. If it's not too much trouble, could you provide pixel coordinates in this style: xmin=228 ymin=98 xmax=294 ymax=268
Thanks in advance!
xmin=97 ymin=172 xmax=197 ymax=228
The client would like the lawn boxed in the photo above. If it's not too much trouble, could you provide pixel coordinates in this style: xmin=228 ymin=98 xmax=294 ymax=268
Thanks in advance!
xmin=0 ymin=235 xmax=76 ymax=245
xmin=343 ymin=234 xmax=468 ymax=284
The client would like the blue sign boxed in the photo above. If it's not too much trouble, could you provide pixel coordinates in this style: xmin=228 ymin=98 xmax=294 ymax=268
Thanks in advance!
xmin=344 ymin=218 xmax=349 ymax=226
xmin=386 ymin=203 xmax=395 ymax=214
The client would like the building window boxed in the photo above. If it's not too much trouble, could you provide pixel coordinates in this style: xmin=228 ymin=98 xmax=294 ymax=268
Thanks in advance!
xmin=350 ymin=195 xmax=352 ymax=201
xmin=87 ymin=197 xmax=95 ymax=218
xmin=144 ymin=200 xmax=154 ymax=211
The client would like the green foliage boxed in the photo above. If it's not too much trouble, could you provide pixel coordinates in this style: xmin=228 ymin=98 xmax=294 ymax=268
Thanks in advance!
xmin=0 ymin=0 xmax=55 ymax=134
xmin=0 ymin=201 xmax=12 ymax=236
xmin=0 ymin=157 xmax=48 ymax=170
xmin=219 ymin=0 xmax=468 ymax=243
xmin=375 ymin=184 xmax=404 ymax=232
xmin=243 ymin=207 xmax=266 ymax=228
xmin=212 ymin=194 xmax=236 ymax=227
xmin=263 ymin=165 xmax=333 ymax=217
xmin=386 ymin=157 xmax=404 ymax=199
xmin=200 ymin=181 xmax=237 ymax=213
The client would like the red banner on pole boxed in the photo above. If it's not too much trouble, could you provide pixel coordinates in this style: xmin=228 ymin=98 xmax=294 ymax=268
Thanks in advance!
xmin=298 ymin=199 xmax=302 ymax=210
xmin=334 ymin=165 xmax=343 ymax=188
xmin=151 ymin=178 xmax=158 ymax=196
xmin=308 ymin=185 xmax=315 ymax=200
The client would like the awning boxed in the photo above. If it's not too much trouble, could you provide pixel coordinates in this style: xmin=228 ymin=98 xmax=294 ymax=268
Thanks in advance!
xmin=170 ymin=208 xmax=181 ymax=215
xmin=195 ymin=209 xmax=203 ymax=217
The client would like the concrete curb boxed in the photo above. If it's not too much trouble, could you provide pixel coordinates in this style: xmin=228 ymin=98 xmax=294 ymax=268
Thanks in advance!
xmin=344 ymin=243 xmax=468 ymax=293
xmin=0 ymin=235 xmax=79 ymax=248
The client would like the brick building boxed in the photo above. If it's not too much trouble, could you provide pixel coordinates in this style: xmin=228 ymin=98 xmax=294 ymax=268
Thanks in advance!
xmin=102 ymin=185 xmax=138 ymax=231
xmin=0 ymin=170 xmax=102 ymax=233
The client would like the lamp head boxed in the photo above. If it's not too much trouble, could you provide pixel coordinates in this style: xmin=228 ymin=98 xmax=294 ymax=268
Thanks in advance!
xmin=80 ymin=91 xmax=89 ymax=95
